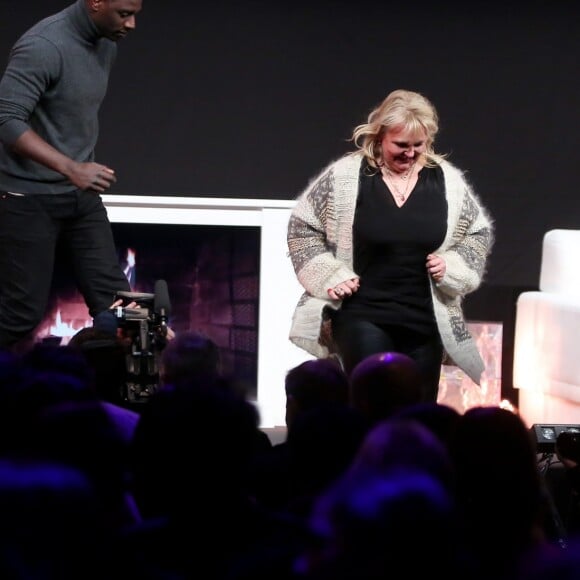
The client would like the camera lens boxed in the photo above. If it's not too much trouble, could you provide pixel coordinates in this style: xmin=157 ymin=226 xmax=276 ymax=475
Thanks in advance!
xmin=556 ymin=430 xmax=580 ymax=463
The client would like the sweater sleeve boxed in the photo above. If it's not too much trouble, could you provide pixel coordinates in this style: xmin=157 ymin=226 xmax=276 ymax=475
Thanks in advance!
xmin=287 ymin=163 xmax=357 ymax=298
xmin=436 ymin=178 xmax=494 ymax=299
xmin=0 ymin=35 xmax=61 ymax=145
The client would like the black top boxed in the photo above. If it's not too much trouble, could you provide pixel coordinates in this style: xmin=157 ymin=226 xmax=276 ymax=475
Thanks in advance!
xmin=340 ymin=161 xmax=448 ymax=335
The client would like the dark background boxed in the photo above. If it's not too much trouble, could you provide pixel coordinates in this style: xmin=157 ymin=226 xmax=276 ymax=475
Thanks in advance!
xmin=2 ymin=0 xmax=579 ymax=395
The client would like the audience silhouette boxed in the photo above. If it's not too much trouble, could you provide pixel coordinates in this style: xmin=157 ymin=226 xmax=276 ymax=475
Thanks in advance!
xmin=0 ymin=458 xmax=115 ymax=580
xmin=284 ymin=358 xmax=350 ymax=428
xmin=296 ymin=467 xmax=472 ymax=579
xmin=2 ymin=341 xmax=577 ymax=579
xmin=159 ymin=329 xmax=222 ymax=387
xmin=249 ymin=358 xmax=365 ymax=513
xmin=68 ymin=324 xmax=130 ymax=407
xmin=345 ymin=417 xmax=457 ymax=494
xmin=349 ymin=351 xmax=425 ymax=426
xmin=390 ymin=400 xmax=461 ymax=449
xmin=125 ymin=377 xmax=303 ymax=579
xmin=448 ymin=405 xmax=553 ymax=580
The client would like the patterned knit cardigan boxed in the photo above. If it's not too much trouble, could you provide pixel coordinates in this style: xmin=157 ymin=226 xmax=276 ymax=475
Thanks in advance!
xmin=287 ymin=152 xmax=494 ymax=385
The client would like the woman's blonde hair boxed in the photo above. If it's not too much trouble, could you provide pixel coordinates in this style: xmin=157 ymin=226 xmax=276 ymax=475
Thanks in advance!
xmin=350 ymin=89 xmax=447 ymax=169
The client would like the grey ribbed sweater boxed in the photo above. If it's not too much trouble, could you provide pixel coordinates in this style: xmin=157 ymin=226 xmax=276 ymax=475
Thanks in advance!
xmin=0 ymin=0 xmax=116 ymax=194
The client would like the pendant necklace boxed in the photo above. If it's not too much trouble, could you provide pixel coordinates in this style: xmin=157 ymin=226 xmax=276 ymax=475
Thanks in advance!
xmin=382 ymin=164 xmax=414 ymax=204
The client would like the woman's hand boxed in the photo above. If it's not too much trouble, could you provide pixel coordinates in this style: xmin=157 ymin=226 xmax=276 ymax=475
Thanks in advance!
xmin=327 ymin=277 xmax=360 ymax=300
xmin=427 ymin=254 xmax=446 ymax=282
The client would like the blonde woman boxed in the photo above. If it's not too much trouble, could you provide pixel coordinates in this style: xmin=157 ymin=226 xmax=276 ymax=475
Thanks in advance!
xmin=287 ymin=89 xmax=493 ymax=403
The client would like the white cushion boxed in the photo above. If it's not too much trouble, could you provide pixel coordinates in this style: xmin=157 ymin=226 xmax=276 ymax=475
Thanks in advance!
xmin=539 ymin=229 xmax=580 ymax=296
xmin=513 ymin=292 xmax=580 ymax=402
xmin=513 ymin=230 xmax=580 ymax=425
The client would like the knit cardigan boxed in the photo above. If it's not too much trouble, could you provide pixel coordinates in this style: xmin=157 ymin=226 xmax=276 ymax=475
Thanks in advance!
xmin=287 ymin=152 xmax=494 ymax=385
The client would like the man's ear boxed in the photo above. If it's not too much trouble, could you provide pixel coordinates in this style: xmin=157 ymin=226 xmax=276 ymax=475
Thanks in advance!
xmin=88 ymin=0 xmax=102 ymax=13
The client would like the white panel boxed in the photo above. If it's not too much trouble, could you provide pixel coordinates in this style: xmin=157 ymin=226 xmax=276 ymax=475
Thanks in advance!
xmin=257 ymin=208 xmax=313 ymax=427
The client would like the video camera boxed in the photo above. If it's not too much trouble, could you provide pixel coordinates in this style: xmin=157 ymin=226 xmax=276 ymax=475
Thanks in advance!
xmin=532 ymin=424 xmax=580 ymax=457
xmin=111 ymin=279 xmax=172 ymax=404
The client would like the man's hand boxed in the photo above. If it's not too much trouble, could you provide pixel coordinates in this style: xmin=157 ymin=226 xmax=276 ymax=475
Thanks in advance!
xmin=110 ymin=298 xmax=138 ymax=309
xmin=67 ymin=161 xmax=116 ymax=192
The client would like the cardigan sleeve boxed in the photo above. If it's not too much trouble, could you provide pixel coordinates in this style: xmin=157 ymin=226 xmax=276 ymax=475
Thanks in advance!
xmin=436 ymin=178 xmax=494 ymax=299
xmin=287 ymin=163 xmax=357 ymax=298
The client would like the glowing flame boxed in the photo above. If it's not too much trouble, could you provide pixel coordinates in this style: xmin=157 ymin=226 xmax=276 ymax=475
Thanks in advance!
xmin=125 ymin=248 xmax=136 ymax=269
xmin=123 ymin=247 xmax=137 ymax=289
xmin=42 ymin=308 xmax=91 ymax=345
xmin=499 ymin=399 xmax=518 ymax=414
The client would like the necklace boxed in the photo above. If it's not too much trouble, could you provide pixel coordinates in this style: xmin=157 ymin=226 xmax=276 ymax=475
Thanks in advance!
xmin=381 ymin=164 xmax=415 ymax=204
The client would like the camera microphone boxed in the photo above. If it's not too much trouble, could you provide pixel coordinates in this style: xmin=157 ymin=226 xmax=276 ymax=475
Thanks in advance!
xmin=154 ymin=279 xmax=171 ymax=332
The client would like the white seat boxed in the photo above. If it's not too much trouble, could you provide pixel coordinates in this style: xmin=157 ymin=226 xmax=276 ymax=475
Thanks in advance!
xmin=513 ymin=229 xmax=580 ymax=426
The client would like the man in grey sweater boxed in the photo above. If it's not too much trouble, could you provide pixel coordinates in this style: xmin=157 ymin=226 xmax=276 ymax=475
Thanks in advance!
xmin=0 ymin=0 xmax=143 ymax=351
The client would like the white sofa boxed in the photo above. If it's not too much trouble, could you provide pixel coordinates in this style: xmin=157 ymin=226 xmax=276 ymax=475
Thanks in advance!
xmin=513 ymin=229 xmax=580 ymax=427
